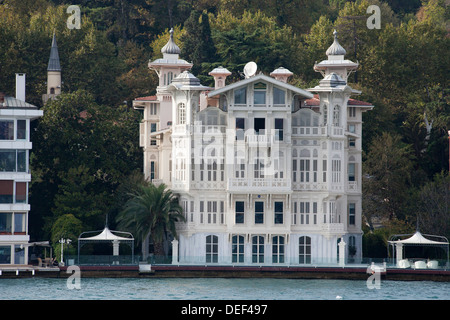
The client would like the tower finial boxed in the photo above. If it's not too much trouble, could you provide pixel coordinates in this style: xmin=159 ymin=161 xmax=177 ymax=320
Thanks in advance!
xmin=161 ymin=27 xmax=181 ymax=55
xmin=326 ymin=29 xmax=346 ymax=56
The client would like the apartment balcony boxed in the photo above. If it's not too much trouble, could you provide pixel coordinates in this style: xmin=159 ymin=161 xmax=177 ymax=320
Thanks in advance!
xmin=228 ymin=178 xmax=291 ymax=193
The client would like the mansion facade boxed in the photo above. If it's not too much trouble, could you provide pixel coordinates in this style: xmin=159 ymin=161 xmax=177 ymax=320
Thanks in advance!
xmin=133 ymin=29 xmax=373 ymax=265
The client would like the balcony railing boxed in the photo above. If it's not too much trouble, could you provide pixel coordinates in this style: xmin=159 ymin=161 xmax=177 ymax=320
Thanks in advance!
xmin=228 ymin=178 xmax=291 ymax=192
xmin=291 ymin=126 xmax=344 ymax=137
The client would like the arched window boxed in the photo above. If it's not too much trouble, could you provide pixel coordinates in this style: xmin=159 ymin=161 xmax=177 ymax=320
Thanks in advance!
xmin=272 ymin=235 xmax=285 ymax=263
xmin=232 ymin=235 xmax=245 ymax=263
xmin=299 ymin=236 xmax=312 ymax=264
xmin=177 ymin=103 xmax=186 ymax=125
xmin=206 ymin=235 xmax=218 ymax=263
xmin=50 ymin=87 xmax=55 ymax=94
xmin=252 ymin=236 xmax=264 ymax=263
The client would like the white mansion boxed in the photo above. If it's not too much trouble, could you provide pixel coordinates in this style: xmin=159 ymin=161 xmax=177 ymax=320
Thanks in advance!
xmin=133 ymin=29 xmax=373 ymax=265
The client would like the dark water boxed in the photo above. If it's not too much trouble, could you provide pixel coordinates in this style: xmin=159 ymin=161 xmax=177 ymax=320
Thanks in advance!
xmin=0 ymin=277 xmax=449 ymax=300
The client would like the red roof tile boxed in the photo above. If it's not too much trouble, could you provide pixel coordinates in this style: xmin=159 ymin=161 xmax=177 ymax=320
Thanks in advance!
xmin=135 ymin=95 xmax=158 ymax=101
xmin=305 ymin=94 xmax=372 ymax=107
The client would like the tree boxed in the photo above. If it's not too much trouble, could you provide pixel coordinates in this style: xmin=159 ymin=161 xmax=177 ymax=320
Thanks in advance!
xmin=29 ymin=90 xmax=142 ymax=241
xmin=181 ymin=10 xmax=217 ymax=84
xmin=362 ymin=132 xmax=415 ymax=226
xmin=418 ymin=172 xmax=450 ymax=239
xmin=116 ymin=183 xmax=185 ymax=261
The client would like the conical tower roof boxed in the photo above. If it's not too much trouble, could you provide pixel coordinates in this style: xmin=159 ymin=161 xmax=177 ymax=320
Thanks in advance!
xmin=47 ymin=33 xmax=61 ymax=71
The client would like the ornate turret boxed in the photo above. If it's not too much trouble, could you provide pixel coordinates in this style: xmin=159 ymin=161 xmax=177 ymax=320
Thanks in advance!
xmin=313 ymin=30 xmax=358 ymax=82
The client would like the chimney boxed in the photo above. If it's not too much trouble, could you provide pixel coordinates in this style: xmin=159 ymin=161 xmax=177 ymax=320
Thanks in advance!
xmin=16 ymin=73 xmax=26 ymax=101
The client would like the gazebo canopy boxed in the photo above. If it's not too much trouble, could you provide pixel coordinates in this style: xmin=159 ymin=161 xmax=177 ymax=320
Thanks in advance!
xmin=78 ymin=227 xmax=134 ymax=242
xmin=388 ymin=231 xmax=449 ymax=265
xmin=77 ymin=226 xmax=135 ymax=265
xmin=388 ymin=231 xmax=449 ymax=246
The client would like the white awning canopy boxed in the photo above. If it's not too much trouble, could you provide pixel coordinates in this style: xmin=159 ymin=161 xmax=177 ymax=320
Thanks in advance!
xmin=78 ymin=227 xmax=133 ymax=242
xmin=388 ymin=231 xmax=448 ymax=246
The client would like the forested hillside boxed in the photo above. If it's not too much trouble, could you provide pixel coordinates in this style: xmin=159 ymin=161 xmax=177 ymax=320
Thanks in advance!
xmin=0 ymin=0 xmax=448 ymax=256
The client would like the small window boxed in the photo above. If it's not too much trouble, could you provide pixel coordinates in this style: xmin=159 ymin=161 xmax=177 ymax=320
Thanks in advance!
xmin=255 ymin=201 xmax=264 ymax=224
xmin=234 ymin=87 xmax=247 ymax=104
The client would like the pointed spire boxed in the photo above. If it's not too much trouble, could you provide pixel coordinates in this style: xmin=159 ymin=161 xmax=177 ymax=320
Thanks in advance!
xmin=326 ymin=29 xmax=346 ymax=56
xmin=161 ymin=28 xmax=181 ymax=55
xmin=47 ymin=33 xmax=61 ymax=71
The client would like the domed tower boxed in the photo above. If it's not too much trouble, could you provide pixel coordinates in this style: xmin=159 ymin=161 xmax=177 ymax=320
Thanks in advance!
xmin=148 ymin=28 xmax=193 ymax=130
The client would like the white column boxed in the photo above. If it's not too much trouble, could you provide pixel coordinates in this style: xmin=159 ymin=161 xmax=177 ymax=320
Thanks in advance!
xmin=338 ymin=238 xmax=346 ymax=267
xmin=172 ymin=239 xmax=179 ymax=264
xmin=113 ymin=240 xmax=120 ymax=256
xmin=395 ymin=243 xmax=403 ymax=266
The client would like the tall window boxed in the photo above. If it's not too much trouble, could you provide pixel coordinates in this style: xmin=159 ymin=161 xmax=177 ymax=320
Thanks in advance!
xmin=14 ymin=213 xmax=26 ymax=233
xmin=252 ymin=236 xmax=264 ymax=263
xmin=348 ymin=163 xmax=355 ymax=181
xmin=333 ymin=105 xmax=340 ymax=126
xmin=254 ymin=158 xmax=264 ymax=178
xmin=274 ymin=201 xmax=283 ymax=224
xmin=332 ymin=159 xmax=341 ymax=183
xmin=235 ymin=201 xmax=245 ymax=224
xmin=150 ymin=123 xmax=157 ymax=145
xmin=322 ymin=104 xmax=328 ymax=125
xmin=0 ymin=212 xmax=12 ymax=233
xmin=272 ymin=236 xmax=285 ymax=263
xmin=255 ymin=201 xmax=264 ymax=224
xmin=206 ymin=235 xmax=218 ymax=263
xmin=235 ymin=118 xmax=245 ymax=140
xmin=299 ymin=236 xmax=311 ymax=264
xmin=273 ymin=87 xmax=285 ymax=105
xmin=349 ymin=203 xmax=356 ymax=225
xmin=232 ymin=235 xmax=245 ymax=263
xmin=177 ymin=103 xmax=186 ymax=125
xmin=150 ymin=161 xmax=155 ymax=181
xmin=254 ymin=118 xmax=265 ymax=135
xmin=234 ymin=87 xmax=246 ymax=104
xmin=275 ymin=118 xmax=283 ymax=141
xmin=253 ymin=82 xmax=266 ymax=105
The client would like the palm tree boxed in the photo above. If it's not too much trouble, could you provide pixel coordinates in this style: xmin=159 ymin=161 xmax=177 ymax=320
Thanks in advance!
xmin=116 ymin=183 xmax=185 ymax=261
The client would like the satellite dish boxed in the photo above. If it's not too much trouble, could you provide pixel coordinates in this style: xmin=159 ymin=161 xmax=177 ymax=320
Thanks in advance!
xmin=243 ymin=61 xmax=257 ymax=78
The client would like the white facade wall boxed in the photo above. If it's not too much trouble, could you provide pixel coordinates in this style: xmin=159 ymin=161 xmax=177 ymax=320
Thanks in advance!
xmin=135 ymin=32 xmax=373 ymax=266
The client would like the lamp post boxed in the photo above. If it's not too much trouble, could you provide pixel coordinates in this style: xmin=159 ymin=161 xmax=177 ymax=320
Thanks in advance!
xmin=59 ymin=238 xmax=72 ymax=266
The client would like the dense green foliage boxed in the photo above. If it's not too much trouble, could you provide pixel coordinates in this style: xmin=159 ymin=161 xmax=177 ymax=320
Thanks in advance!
xmin=0 ymin=0 xmax=448 ymax=257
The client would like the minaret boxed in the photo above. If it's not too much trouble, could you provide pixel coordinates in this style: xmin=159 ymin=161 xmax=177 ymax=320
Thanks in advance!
xmin=43 ymin=33 xmax=62 ymax=104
